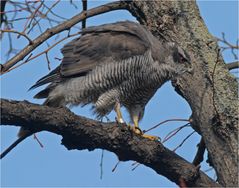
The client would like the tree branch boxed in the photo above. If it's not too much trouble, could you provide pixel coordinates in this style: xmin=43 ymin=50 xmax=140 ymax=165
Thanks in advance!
xmin=1 ymin=29 xmax=33 ymax=44
xmin=226 ymin=61 xmax=239 ymax=70
xmin=126 ymin=1 xmax=238 ymax=186
xmin=82 ymin=0 xmax=87 ymax=29
xmin=0 ymin=1 xmax=129 ymax=74
xmin=0 ymin=98 xmax=220 ymax=187
xmin=0 ymin=0 xmax=8 ymax=27
xmin=192 ymin=138 xmax=206 ymax=166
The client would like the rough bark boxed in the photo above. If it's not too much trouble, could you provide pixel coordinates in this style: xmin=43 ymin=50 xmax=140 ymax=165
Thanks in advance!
xmin=127 ymin=0 xmax=238 ymax=186
xmin=1 ymin=99 xmax=220 ymax=187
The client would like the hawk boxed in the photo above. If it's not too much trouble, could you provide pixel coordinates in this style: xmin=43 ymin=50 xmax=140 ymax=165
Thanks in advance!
xmin=30 ymin=21 xmax=191 ymax=140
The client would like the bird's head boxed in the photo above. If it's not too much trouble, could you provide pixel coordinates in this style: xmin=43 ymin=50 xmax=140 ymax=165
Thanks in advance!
xmin=165 ymin=42 xmax=193 ymax=77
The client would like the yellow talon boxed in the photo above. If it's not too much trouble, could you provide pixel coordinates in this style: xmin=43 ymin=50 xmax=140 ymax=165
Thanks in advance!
xmin=141 ymin=134 xmax=159 ymax=141
xmin=131 ymin=114 xmax=159 ymax=141
xmin=115 ymin=102 xmax=159 ymax=141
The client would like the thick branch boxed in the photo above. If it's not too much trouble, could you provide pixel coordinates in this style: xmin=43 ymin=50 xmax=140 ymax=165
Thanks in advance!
xmin=0 ymin=1 xmax=129 ymax=74
xmin=192 ymin=138 xmax=206 ymax=166
xmin=0 ymin=98 xmax=219 ymax=187
xmin=226 ymin=61 xmax=239 ymax=70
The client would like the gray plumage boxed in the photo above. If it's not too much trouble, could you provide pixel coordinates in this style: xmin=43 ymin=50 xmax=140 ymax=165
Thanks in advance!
xmin=30 ymin=21 xmax=191 ymax=122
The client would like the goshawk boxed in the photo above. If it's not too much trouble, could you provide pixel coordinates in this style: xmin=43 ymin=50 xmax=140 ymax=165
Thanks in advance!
xmin=30 ymin=21 xmax=191 ymax=139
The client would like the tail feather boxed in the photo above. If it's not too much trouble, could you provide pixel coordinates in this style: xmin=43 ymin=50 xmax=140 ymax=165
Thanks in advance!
xmin=29 ymin=66 xmax=61 ymax=91
xmin=34 ymin=86 xmax=53 ymax=99
xmin=17 ymin=127 xmax=32 ymax=138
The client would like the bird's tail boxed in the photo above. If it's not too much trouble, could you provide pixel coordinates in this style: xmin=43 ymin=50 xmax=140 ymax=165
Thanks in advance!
xmin=17 ymin=127 xmax=32 ymax=138
xmin=0 ymin=129 xmax=32 ymax=159
xmin=1 ymin=87 xmax=63 ymax=159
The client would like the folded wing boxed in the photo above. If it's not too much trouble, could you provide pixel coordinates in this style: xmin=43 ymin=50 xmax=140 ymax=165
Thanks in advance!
xmin=30 ymin=21 xmax=151 ymax=90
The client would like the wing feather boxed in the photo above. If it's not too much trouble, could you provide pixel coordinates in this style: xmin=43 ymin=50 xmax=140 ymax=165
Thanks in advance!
xmin=30 ymin=21 xmax=152 ymax=90
xmin=60 ymin=21 xmax=151 ymax=77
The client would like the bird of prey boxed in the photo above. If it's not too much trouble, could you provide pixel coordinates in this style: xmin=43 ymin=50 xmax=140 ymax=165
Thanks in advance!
xmin=30 ymin=21 xmax=191 ymax=140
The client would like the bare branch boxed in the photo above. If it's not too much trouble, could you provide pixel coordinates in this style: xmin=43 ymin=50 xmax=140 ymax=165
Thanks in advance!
xmin=6 ymin=32 xmax=80 ymax=73
xmin=22 ymin=0 xmax=44 ymax=34
xmin=0 ymin=98 xmax=220 ymax=187
xmin=143 ymin=118 xmax=189 ymax=133
xmin=1 ymin=29 xmax=33 ymax=44
xmin=216 ymin=34 xmax=239 ymax=59
xmin=192 ymin=138 xmax=206 ymax=166
xmin=216 ymin=35 xmax=239 ymax=50
xmin=226 ymin=61 xmax=239 ymax=70
xmin=0 ymin=0 xmax=8 ymax=27
xmin=162 ymin=123 xmax=190 ymax=143
xmin=82 ymin=0 xmax=87 ymax=29
xmin=0 ymin=1 xmax=130 ymax=74
xmin=173 ymin=131 xmax=196 ymax=152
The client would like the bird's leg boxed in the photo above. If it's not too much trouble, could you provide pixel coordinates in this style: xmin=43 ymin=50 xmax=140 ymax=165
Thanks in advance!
xmin=114 ymin=101 xmax=124 ymax=123
xmin=132 ymin=115 xmax=159 ymax=141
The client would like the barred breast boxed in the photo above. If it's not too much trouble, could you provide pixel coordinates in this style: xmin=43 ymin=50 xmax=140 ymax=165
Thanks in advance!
xmin=53 ymin=50 xmax=171 ymax=118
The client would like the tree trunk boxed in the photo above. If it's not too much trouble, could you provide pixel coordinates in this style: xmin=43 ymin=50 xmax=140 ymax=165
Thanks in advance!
xmin=127 ymin=0 xmax=238 ymax=186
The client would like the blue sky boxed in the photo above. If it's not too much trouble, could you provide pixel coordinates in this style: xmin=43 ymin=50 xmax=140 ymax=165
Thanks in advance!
xmin=1 ymin=0 xmax=238 ymax=187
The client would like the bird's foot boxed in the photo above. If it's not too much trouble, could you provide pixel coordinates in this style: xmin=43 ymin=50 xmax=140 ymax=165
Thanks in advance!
xmin=141 ymin=134 xmax=159 ymax=141
xmin=128 ymin=124 xmax=159 ymax=141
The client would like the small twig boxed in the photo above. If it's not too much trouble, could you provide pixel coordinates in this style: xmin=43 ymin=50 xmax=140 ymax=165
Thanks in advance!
xmin=162 ymin=123 xmax=190 ymax=143
xmin=5 ymin=32 xmax=19 ymax=60
xmin=6 ymin=32 xmax=80 ymax=73
xmin=143 ymin=118 xmax=189 ymax=133
xmin=27 ymin=0 xmax=61 ymax=35
xmin=23 ymin=0 xmax=44 ymax=34
xmin=70 ymin=0 xmax=78 ymax=9
xmin=192 ymin=138 xmax=206 ymax=166
xmin=54 ymin=57 xmax=62 ymax=61
xmin=0 ymin=0 xmax=8 ymax=27
xmin=173 ymin=131 xmax=195 ymax=152
xmin=131 ymin=161 xmax=141 ymax=171
xmin=112 ymin=160 xmax=121 ymax=172
xmin=21 ymin=1 xmax=37 ymax=34
xmin=82 ymin=0 xmax=87 ymax=29
xmin=45 ymin=52 xmax=51 ymax=70
xmin=99 ymin=149 xmax=104 ymax=179
xmin=216 ymin=33 xmax=239 ymax=60
xmin=131 ymin=163 xmax=141 ymax=171
xmin=33 ymin=133 xmax=44 ymax=148
xmin=24 ymin=53 xmax=33 ymax=62
xmin=204 ymin=167 xmax=213 ymax=173
xmin=216 ymin=35 xmax=239 ymax=50
xmin=42 ymin=1 xmax=67 ymax=20
xmin=0 ymin=7 xmax=28 ymax=14
xmin=1 ymin=29 xmax=33 ymax=44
